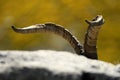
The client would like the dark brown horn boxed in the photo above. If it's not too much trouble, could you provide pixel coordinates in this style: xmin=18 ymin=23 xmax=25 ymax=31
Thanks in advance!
xmin=84 ymin=15 xmax=104 ymax=59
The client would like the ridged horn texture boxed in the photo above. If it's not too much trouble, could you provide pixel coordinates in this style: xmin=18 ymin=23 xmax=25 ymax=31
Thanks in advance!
xmin=11 ymin=15 xmax=104 ymax=59
xmin=84 ymin=15 xmax=104 ymax=59
xmin=11 ymin=23 xmax=84 ymax=55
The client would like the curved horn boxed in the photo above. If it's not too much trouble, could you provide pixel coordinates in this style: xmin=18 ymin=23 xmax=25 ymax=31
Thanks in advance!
xmin=11 ymin=23 xmax=84 ymax=55
xmin=11 ymin=15 xmax=105 ymax=59
xmin=84 ymin=15 xmax=104 ymax=59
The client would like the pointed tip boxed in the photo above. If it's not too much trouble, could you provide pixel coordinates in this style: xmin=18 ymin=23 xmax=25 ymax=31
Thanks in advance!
xmin=85 ymin=20 xmax=91 ymax=25
xmin=11 ymin=26 xmax=14 ymax=29
xmin=11 ymin=26 xmax=19 ymax=33
xmin=11 ymin=26 xmax=16 ymax=30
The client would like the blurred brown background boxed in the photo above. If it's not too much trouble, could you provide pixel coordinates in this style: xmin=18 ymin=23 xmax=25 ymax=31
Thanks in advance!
xmin=0 ymin=0 xmax=120 ymax=64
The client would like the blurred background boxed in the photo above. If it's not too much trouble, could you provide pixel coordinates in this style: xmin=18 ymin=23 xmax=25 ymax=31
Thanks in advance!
xmin=0 ymin=0 xmax=120 ymax=64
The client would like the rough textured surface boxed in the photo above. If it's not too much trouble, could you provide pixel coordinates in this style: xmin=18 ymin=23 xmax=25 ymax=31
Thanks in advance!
xmin=0 ymin=50 xmax=120 ymax=80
